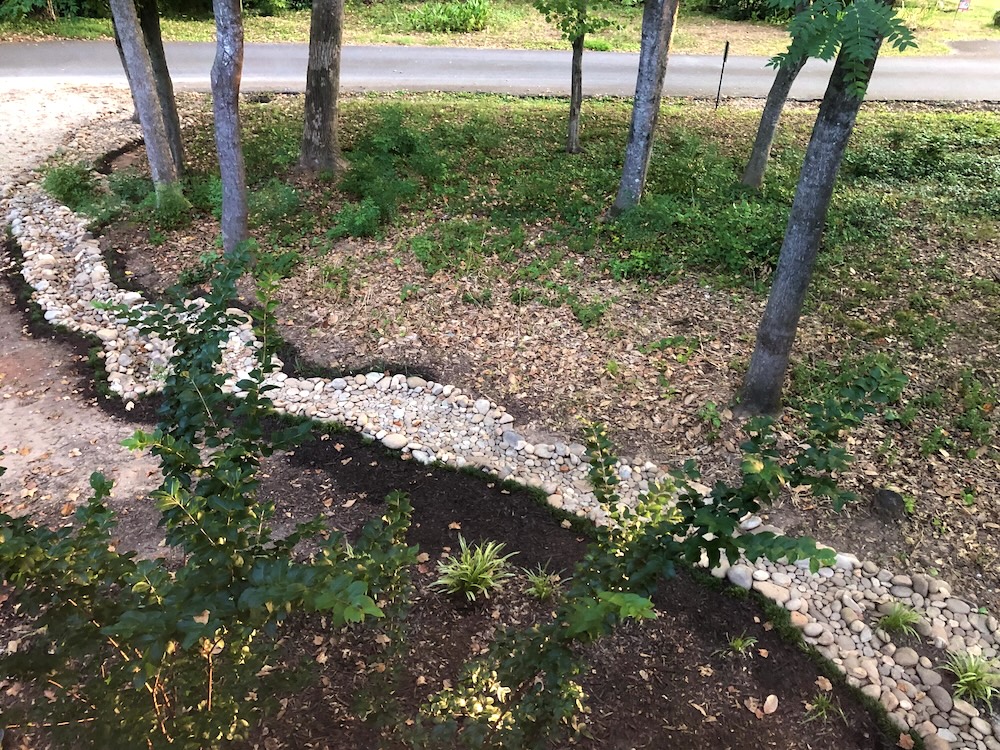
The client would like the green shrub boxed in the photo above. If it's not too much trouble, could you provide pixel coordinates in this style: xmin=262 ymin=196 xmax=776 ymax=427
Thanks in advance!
xmin=42 ymin=161 xmax=99 ymax=211
xmin=433 ymin=536 xmax=518 ymax=601
xmin=686 ymin=0 xmax=792 ymax=22
xmin=0 ymin=249 xmax=415 ymax=748
xmin=994 ymin=9 xmax=1000 ymax=26
xmin=404 ymin=0 xmax=491 ymax=32
xmin=330 ymin=198 xmax=382 ymax=238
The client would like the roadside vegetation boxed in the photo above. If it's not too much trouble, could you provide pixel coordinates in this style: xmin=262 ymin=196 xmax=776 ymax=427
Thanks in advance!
xmin=2 ymin=0 xmax=999 ymax=54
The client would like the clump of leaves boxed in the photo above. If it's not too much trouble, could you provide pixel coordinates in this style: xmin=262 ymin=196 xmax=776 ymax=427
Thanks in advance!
xmin=877 ymin=602 xmax=922 ymax=638
xmin=725 ymin=631 xmax=758 ymax=657
xmin=433 ymin=535 xmax=518 ymax=601
xmin=42 ymin=161 xmax=99 ymax=212
xmin=941 ymin=651 xmax=1000 ymax=705
xmin=523 ymin=564 xmax=562 ymax=601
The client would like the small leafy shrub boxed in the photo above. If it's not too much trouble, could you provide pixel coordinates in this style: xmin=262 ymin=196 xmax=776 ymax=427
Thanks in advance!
xmin=404 ymin=0 xmax=491 ymax=32
xmin=697 ymin=400 xmax=723 ymax=442
xmin=330 ymin=199 xmax=382 ymax=238
xmin=177 ymin=250 xmax=221 ymax=287
xmin=877 ymin=602 xmax=922 ymax=638
xmin=340 ymin=107 xmax=443 ymax=225
xmin=523 ymin=564 xmax=562 ymax=601
xmin=186 ymin=173 xmax=224 ymax=216
xmin=107 ymin=168 xmax=153 ymax=204
xmin=687 ymin=0 xmax=792 ymax=22
xmin=941 ymin=651 xmax=1000 ymax=704
xmin=433 ymin=536 xmax=518 ymax=601
xmin=243 ymin=0 xmax=285 ymax=15
xmin=953 ymin=370 xmax=996 ymax=446
xmin=994 ymin=9 xmax=1000 ymax=26
xmin=43 ymin=162 xmax=99 ymax=211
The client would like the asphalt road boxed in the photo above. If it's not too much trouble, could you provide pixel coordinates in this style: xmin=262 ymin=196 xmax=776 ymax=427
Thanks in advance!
xmin=1 ymin=40 xmax=999 ymax=101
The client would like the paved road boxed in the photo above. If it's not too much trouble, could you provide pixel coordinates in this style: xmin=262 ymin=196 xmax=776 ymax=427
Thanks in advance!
xmin=1 ymin=40 xmax=999 ymax=100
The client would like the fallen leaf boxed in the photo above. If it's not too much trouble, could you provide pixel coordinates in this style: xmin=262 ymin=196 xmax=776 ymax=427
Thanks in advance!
xmin=448 ymin=522 xmax=461 ymax=530
xmin=193 ymin=610 xmax=210 ymax=625
xmin=60 ymin=502 xmax=75 ymax=516
xmin=341 ymin=498 xmax=357 ymax=509
xmin=897 ymin=733 xmax=915 ymax=749
xmin=415 ymin=552 xmax=430 ymax=563
xmin=316 ymin=650 xmax=328 ymax=665
xmin=313 ymin=635 xmax=325 ymax=646
xmin=374 ymin=634 xmax=391 ymax=646
xmin=743 ymin=697 xmax=764 ymax=719
xmin=816 ymin=676 xmax=833 ymax=692
xmin=758 ymin=648 xmax=769 ymax=658
xmin=698 ymin=664 xmax=714 ymax=677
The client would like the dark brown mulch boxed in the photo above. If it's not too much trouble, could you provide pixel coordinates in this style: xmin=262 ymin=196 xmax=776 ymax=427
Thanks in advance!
xmin=238 ymin=429 xmax=898 ymax=750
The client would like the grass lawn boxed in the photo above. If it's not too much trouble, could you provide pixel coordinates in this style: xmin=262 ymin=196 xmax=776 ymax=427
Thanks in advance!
xmin=2 ymin=0 xmax=998 ymax=54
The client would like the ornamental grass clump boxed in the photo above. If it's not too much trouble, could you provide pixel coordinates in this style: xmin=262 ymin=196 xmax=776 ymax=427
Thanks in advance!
xmin=941 ymin=651 xmax=1000 ymax=705
xmin=433 ymin=535 xmax=518 ymax=601
xmin=876 ymin=602 xmax=922 ymax=639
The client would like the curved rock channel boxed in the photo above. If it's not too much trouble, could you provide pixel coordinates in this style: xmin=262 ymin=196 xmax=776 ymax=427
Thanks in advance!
xmin=2 ymin=114 xmax=998 ymax=750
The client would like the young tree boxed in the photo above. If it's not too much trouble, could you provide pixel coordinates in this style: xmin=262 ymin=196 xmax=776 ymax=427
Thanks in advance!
xmin=300 ymin=0 xmax=347 ymax=174
xmin=739 ymin=0 xmax=915 ymax=414
xmin=108 ymin=0 xmax=187 ymax=210
xmin=211 ymin=0 xmax=249 ymax=254
xmin=608 ymin=0 xmax=680 ymax=217
xmin=534 ymin=0 xmax=613 ymax=154
xmin=740 ymin=0 xmax=809 ymax=190
xmin=740 ymin=56 xmax=806 ymax=190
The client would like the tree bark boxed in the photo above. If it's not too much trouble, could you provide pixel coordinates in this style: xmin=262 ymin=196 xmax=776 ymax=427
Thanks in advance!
xmin=566 ymin=34 xmax=585 ymax=154
xmin=299 ymin=0 xmax=346 ymax=174
xmin=211 ymin=0 xmax=249 ymax=255
xmin=739 ymin=46 xmax=881 ymax=415
xmin=740 ymin=55 xmax=806 ymax=191
xmin=111 ymin=17 xmax=141 ymax=123
xmin=608 ymin=0 xmax=679 ymax=218
xmin=108 ymin=0 xmax=185 ymax=209
xmin=138 ymin=0 xmax=185 ymax=177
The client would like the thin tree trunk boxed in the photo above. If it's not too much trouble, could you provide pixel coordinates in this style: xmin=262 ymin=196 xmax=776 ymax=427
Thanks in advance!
xmin=740 ymin=55 xmax=806 ymax=190
xmin=138 ymin=0 xmax=185 ymax=177
xmin=299 ymin=0 xmax=346 ymax=174
xmin=566 ymin=34 xmax=585 ymax=154
xmin=211 ymin=0 xmax=249 ymax=255
xmin=111 ymin=15 xmax=141 ymax=123
xmin=608 ymin=0 xmax=679 ymax=218
xmin=739 ymin=46 xmax=881 ymax=415
xmin=108 ymin=0 xmax=185 ymax=209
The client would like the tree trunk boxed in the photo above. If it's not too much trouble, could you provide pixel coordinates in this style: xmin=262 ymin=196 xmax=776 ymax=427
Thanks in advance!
xmin=211 ymin=0 xmax=249 ymax=255
xmin=608 ymin=0 xmax=679 ymax=218
xmin=108 ymin=0 xmax=186 ymax=209
xmin=566 ymin=34 xmax=585 ymax=154
xmin=111 ymin=17 xmax=141 ymax=123
xmin=740 ymin=55 xmax=806 ymax=191
xmin=739 ymin=46 xmax=881 ymax=415
xmin=299 ymin=0 xmax=346 ymax=173
xmin=138 ymin=0 xmax=185 ymax=177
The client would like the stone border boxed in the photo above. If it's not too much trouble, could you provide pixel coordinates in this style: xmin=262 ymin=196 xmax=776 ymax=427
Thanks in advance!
xmin=3 ymin=117 xmax=999 ymax=750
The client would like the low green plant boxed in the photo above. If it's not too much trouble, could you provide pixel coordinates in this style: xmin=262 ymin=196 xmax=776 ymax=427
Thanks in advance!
xmin=523 ymin=564 xmax=562 ymax=602
xmin=724 ymin=631 xmax=758 ymax=657
xmin=42 ymin=161 xmax=99 ymax=211
xmin=404 ymin=0 xmax=491 ymax=32
xmin=177 ymin=250 xmax=221 ymax=287
xmin=902 ymin=494 xmax=917 ymax=515
xmin=248 ymin=177 xmax=300 ymax=227
xmin=877 ymin=602 xmax=922 ymax=638
xmin=330 ymin=199 xmax=382 ymax=238
xmin=804 ymin=693 xmax=846 ymax=723
xmin=433 ymin=536 xmax=518 ymax=601
xmin=697 ymin=400 xmax=723 ymax=442
xmin=920 ymin=426 xmax=955 ymax=456
xmin=941 ymin=651 xmax=1000 ymax=704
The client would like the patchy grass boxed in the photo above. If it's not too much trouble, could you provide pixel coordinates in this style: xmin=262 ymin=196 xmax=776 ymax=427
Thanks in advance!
xmin=3 ymin=0 xmax=998 ymax=53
